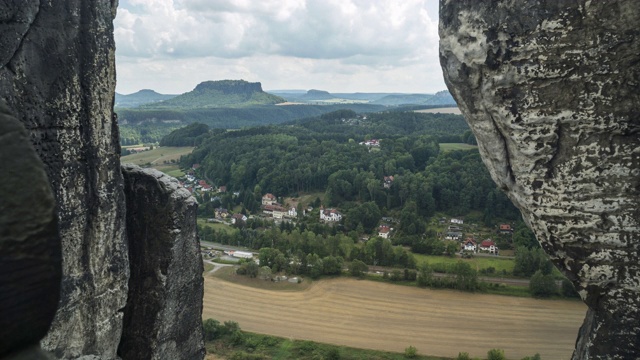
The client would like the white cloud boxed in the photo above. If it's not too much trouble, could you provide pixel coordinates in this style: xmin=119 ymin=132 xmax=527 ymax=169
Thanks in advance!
xmin=114 ymin=0 xmax=445 ymax=94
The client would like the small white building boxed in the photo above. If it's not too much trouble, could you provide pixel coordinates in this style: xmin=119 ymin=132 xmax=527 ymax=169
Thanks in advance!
xmin=226 ymin=250 xmax=253 ymax=259
xmin=320 ymin=207 xmax=342 ymax=222
xmin=378 ymin=225 xmax=391 ymax=239
xmin=287 ymin=207 xmax=298 ymax=218
xmin=450 ymin=218 xmax=464 ymax=225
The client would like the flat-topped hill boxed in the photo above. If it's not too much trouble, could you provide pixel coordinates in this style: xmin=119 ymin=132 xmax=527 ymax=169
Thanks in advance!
xmin=145 ymin=80 xmax=286 ymax=109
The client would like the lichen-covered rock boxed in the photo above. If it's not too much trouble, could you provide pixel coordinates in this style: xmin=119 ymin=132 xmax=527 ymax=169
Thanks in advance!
xmin=119 ymin=164 xmax=205 ymax=360
xmin=0 ymin=102 xmax=60 ymax=359
xmin=440 ymin=1 xmax=640 ymax=358
xmin=0 ymin=2 xmax=127 ymax=358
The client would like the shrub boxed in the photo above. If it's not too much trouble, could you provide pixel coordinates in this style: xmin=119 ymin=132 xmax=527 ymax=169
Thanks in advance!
xmin=487 ymin=348 xmax=506 ymax=360
xmin=404 ymin=345 xmax=418 ymax=358
xmin=456 ymin=352 xmax=471 ymax=360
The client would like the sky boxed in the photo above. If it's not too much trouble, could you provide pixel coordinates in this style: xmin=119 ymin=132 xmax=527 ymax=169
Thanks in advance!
xmin=114 ymin=0 xmax=445 ymax=95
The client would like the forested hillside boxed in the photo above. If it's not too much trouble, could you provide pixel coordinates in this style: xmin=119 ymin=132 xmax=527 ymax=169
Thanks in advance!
xmin=181 ymin=110 xmax=517 ymax=226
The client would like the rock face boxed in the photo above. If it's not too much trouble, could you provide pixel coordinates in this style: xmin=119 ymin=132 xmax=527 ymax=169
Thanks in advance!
xmin=0 ymin=103 xmax=60 ymax=359
xmin=440 ymin=1 xmax=640 ymax=358
xmin=0 ymin=2 xmax=128 ymax=358
xmin=0 ymin=2 xmax=204 ymax=360
xmin=119 ymin=164 xmax=204 ymax=360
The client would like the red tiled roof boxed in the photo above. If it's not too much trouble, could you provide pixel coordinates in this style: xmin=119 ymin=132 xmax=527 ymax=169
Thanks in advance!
xmin=481 ymin=240 xmax=495 ymax=247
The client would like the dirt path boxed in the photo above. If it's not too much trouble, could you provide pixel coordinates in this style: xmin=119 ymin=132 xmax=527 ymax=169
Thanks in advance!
xmin=203 ymin=277 xmax=586 ymax=359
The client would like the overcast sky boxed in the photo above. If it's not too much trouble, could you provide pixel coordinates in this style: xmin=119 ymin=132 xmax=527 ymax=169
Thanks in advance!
xmin=114 ymin=0 xmax=445 ymax=95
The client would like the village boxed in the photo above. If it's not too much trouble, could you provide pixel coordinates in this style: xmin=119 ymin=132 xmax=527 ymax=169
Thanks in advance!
xmin=180 ymin=163 xmax=516 ymax=267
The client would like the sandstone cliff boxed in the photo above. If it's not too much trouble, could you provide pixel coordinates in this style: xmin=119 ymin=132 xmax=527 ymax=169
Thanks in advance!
xmin=119 ymin=165 xmax=204 ymax=360
xmin=0 ymin=2 xmax=204 ymax=359
xmin=0 ymin=102 xmax=60 ymax=359
xmin=440 ymin=1 xmax=640 ymax=358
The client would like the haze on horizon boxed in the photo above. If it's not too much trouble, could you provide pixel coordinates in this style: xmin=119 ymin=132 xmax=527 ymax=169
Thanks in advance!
xmin=115 ymin=0 xmax=445 ymax=95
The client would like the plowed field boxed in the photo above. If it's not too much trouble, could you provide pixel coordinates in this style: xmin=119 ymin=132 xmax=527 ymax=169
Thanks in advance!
xmin=203 ymin=276 xmax=586 ymax=359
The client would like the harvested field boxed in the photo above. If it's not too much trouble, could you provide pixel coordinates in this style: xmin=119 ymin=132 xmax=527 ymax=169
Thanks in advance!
xmin=203 ymin=277 xmax=586 ymax=359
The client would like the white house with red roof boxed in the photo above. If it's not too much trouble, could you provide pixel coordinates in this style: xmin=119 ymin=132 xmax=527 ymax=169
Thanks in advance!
xmin=479 ymin=239 xmax=498 ymax=254
xmin=378 ymin=225 xmax=391 ymax=239
xmin=463 ymin=238 xmax=477 ymax=252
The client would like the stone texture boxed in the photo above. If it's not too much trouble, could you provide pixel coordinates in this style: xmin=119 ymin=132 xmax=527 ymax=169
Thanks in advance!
xmin=0 ymin=102 xmax=60 ymax=358
xmin=440 ymin=1 xmax=640 ymax=358
xmin=0 ymin=2 xmax=128 ymax=358
xmin=119 ymin=164 xmax=205 ymax=360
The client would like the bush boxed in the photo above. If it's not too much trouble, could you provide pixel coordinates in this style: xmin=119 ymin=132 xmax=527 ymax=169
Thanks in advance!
xmin=487 ymin=348 xmax=506 ymax=360
xmin=529 ymin=270 xmax=557 ymax=297
xmin=202 ymin=318 xmax=222 ymax=341
xmin=456 ymin=352 xmax=471 ymax=360
xmin=404 ymin=345 xmax=418 ymax=358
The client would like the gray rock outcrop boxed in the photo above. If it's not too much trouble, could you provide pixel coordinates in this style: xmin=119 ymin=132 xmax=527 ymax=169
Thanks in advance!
xmin=0 ymin=102 xmax=60 ymax=359
xmin=0 ymin=2 xmax=128 ymax=358
xmin=440 ymin=1 xmax=640 ymax=358
xmin=1 ymin=2 xmax=204 ymax=360
xmin=119 ymin=164 xmax=204 ymax=360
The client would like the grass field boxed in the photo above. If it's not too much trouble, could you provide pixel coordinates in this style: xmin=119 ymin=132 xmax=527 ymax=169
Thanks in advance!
xmin=203 ymin=276 xmax=586 ymax=359
xmin=413 ymin=254 xmax=515 ymax=274
xmin=439 ymin=143 xmax=478 ymax=152
xmin=121 ymin=146 xmax=194 ymax=169
xmin=197 ymin=219 xmax=236 ymax=233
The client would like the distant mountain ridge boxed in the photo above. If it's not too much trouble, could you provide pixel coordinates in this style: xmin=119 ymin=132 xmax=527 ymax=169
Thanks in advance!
xmin=115 ymin=89 xmax=177 ymax=108
xmin=142 ymin=80 xmax=285 ymax=109
xmin=267 ymin=88 xmax=457 ymax=106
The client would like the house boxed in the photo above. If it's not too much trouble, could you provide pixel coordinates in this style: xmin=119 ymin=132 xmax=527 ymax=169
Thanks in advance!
xmin=319 ymin=207 xmax=342 ymax=222
xmin=262 ymin=193 xmax=277 ymax=206
xmin=378 ymin=225 xmax=391 ymax=239
xmin=383 ymin=176 xmax=394 ymax=189
xmin=263 ymin=204 xmax=287 ymax=219
xmin=499 ymin=224 xmax=513 ymax=234
xmin=450 ymin=218 xmax=464 ymax=225
xmin=218 ymin=185 xmax=227 ymax=193
xmin=231 ymin=213 xmax=247 ymax=224
xmin=214 ymin=208 xmax=229 ymax=219
xmin=462 ymin=238 xmax=477 ymax=252
xmin=445 ymin=231 xmax=463 ymax=241
xmin=198 ymin=180 xmax=207 ymax=187
xmin=201 ymin=184 xmax=212 ymax=192
xmin=287 ymin=207 xmax=298 ymax=218
xmin=479 ymin=239 xmax=498 ymax=254
xmin=359 ymin=139 xmax=380 ymax=147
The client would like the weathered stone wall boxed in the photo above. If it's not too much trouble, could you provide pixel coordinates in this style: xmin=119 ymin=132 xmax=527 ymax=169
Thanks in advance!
xmin=440 ymin=1 xmax=639 ymax=358
xmin=0 ymin=1 xmax=128 ymax=358
xmin=0 ymin=102 xmax=60 ymax=359
xmin=119 ymin=164 xmax=205 ymax=360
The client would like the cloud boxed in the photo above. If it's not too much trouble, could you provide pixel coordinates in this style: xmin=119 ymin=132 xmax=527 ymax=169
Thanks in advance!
xmin=114 ymin=0 xmax=445 ymax=94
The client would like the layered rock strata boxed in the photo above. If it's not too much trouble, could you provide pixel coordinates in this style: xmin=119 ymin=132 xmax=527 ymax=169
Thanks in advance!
xmin=440 ymin=1 xmax=640 ymax=358
xmin=119 ymin=164 xmax=204 ymax=360
xmin=0 ymin=103 xmax=60 ymax=359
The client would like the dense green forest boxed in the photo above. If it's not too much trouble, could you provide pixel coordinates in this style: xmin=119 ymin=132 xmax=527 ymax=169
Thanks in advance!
xmin=119 ymin=122 xmax=182 ymax=146
xmin=182 ymin=110 xmax=516 ymax=224
xmin=116 ymin=103 xmax=387 ymax=129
